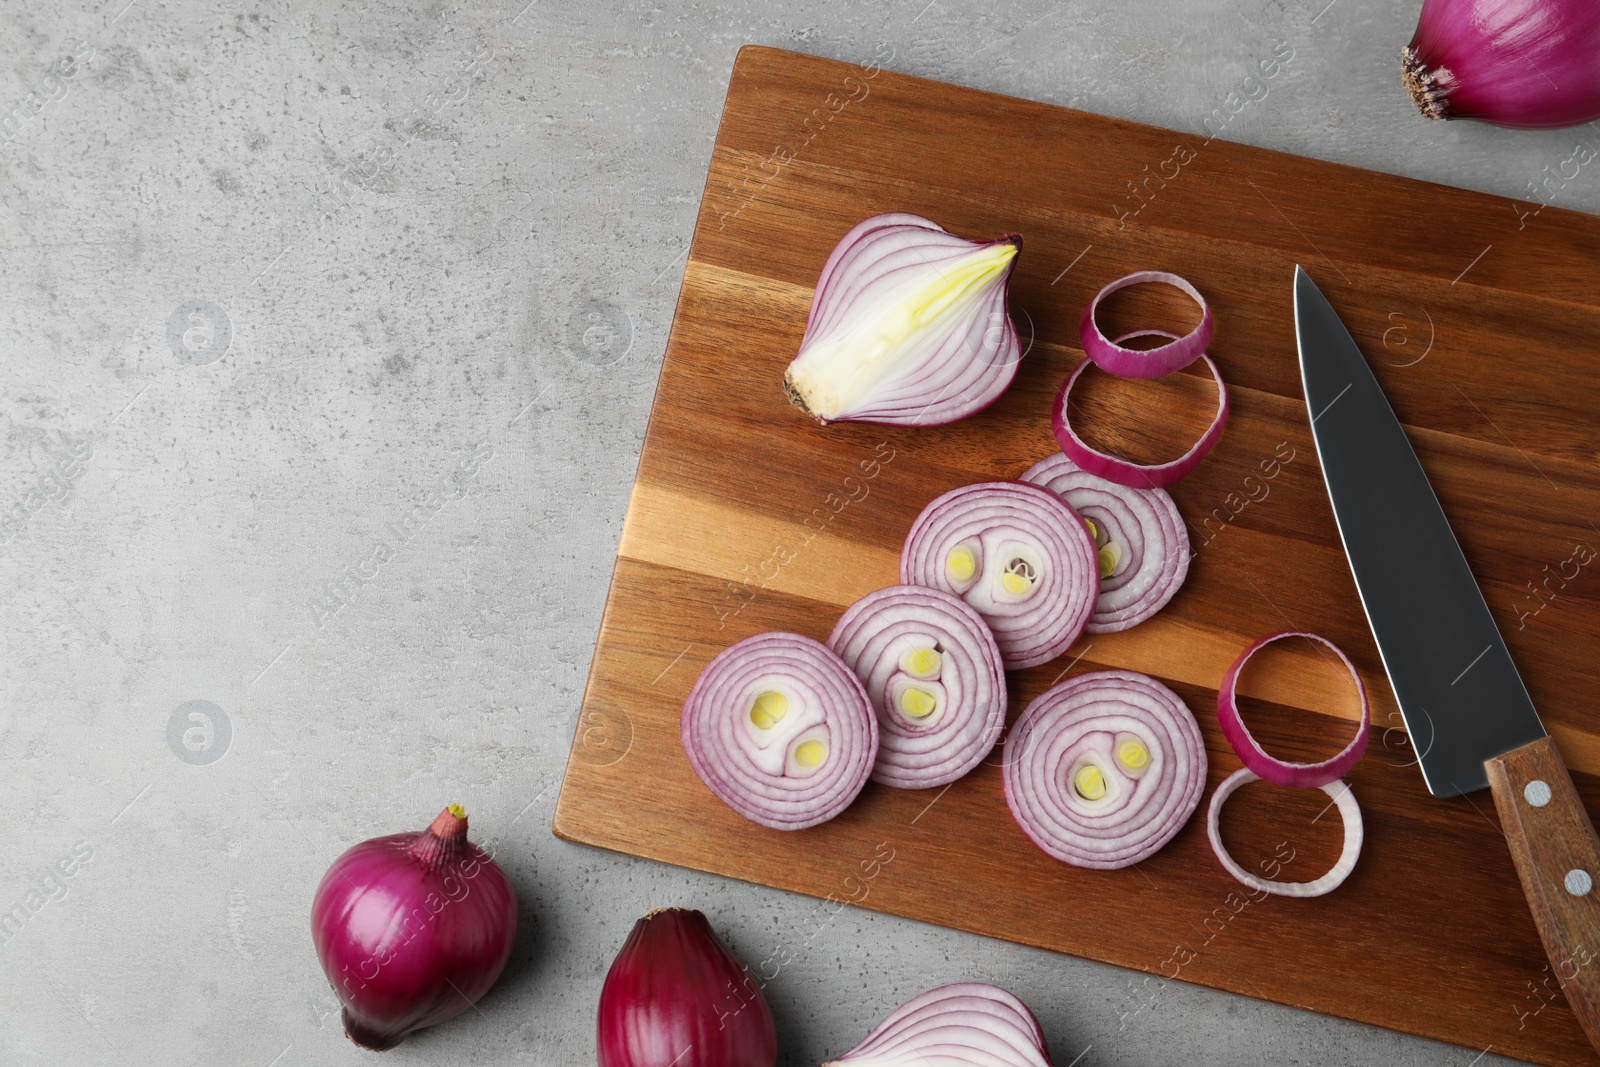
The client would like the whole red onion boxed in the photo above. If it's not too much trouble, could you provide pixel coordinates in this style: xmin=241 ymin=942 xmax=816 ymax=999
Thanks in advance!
xmin=311 ymin=805 xmax=518 ymax=1050
xmin=1403 ymin=0 xmax=1600 ymax=128
xmin=598 ymin=908 xmax=777 ymax=1067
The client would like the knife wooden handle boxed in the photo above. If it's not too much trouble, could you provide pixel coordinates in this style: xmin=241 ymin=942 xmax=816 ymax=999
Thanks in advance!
xmin=1486 ymin=735 xmax=1600 ymax=1052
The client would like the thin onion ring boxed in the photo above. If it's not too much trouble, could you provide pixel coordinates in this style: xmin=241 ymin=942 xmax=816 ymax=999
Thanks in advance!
xmin=1207 ymin=769 xmax=1363 ymax=897
xmin=1078 ymin=270 xmax=1214 ymax=378
xmin=1052 ymin=329 xmax=1229 ymax=490
xmin=1217 ymin=631 xmax=1370 ymax=789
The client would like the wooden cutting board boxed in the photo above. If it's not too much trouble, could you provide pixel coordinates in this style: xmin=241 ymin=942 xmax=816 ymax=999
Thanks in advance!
xmin=553 ymin=45 xmax=1600 ymax=1065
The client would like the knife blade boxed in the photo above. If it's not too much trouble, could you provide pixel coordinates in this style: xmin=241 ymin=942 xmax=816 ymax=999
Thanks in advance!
xmin=1296 ymin=265 xmax=1600 ymax=1053
xmin=1294 ymin=266 xmax=1544 ymax=798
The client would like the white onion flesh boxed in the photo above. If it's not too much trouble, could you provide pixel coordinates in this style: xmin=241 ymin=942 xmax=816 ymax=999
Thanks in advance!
xmin=1207 ymin=769 xmax=1364 ymax=897
xmin=828 ymin=585 xmax=1007 ymax=790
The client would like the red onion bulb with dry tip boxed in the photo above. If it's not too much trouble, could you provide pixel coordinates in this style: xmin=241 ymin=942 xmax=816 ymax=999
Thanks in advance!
xmin=681 ymin=631 xmax=878 ymax=830
xmin=310 ymin=806 xmax=518 ymax=1050
xmin=901 ymin=481 xmax=1098 ymax=670
xmin=1004 ymin=670 xmax=1207 ymax=869
xmin=598 ymin=907 xmax=777 ymax=1067
xmin=1403 ymin=0 xmax=1600 ymax=128
xmin=825 ymin=983 xmax=1052 ymax=1067
xmin=785 ymin=213 xmax=1025 ymax=426
xmin=828 ymin=585 xmax=1007 ymax=789
xmin=1022 ymin=452 xmax=1189 ymax=633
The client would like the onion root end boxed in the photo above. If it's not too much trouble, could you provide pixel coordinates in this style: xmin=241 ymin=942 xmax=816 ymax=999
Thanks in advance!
xmin=1401 ymin=45 xmax=1449 ymax=120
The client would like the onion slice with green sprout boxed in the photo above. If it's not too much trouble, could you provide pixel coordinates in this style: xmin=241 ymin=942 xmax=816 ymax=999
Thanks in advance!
xmin=681 ymin=632 xmax=877 ymax=830
xmin=1217 ymin=631 xmax=1370 ymax=789
xmin=1021 ymin=451 xmax=1189 ymax=633
xmin=900 ymin=481 xmax=1097 ymax=670
xmin=784 ymin=213 xmax=1024 ymax=426
xmin=1003 ymin=670 xmax=1206 ymax=869
xmin=828 ymin=585 xmax=1007 ymax=789
xmin=824 ymin=983 xmax=1051 ymax=1067
xmin=1209 ymin=769 xmax=1364 ymax=897
xmin=1052 ymin=328 xmax=1229 ymax=490
xmin=1079 ymin=270 xmax=1214 ymax=378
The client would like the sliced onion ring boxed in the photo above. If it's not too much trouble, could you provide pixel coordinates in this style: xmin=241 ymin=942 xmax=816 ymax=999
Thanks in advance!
xmin=824 ymin=983 xmax=1051 ymax=1067
xmin=1079 ymin=270 xmax=1214 ymax=378
xmin=1021 ymin=451 xmax=1189 ymax=633
xmin=1052 ymin=329 xmax=1229 ymax=490
xmin=1003 ymin=669 xmax=1207 ymax=869
xmin=828 ymin=585 xmax=1007 ymax=790
xmin=900 ymin=481 xmax=1097 ymax=671
xmin=1218 ymin=631 xmax=1370 ymax=789
xmin=1208 ymin=769 xmax=1363 ymax=897
xmin=681 ymin=632 xmax=877 ymax=831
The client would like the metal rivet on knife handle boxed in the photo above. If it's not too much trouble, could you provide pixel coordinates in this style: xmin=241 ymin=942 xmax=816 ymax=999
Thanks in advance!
xmin=1525 ymin=780 xmax=1553 ymax=807
xmin=1567 ymin=869 xmax=1594 ymax=897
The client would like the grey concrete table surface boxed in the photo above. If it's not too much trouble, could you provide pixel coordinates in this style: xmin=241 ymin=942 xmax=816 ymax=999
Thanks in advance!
xmin=1 ymin=0 xmax=1593 ymax=1063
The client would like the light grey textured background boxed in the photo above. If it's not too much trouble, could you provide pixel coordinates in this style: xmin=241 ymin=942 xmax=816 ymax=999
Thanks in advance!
xmin=2 ymin=0 xmax=1593 ymax=1064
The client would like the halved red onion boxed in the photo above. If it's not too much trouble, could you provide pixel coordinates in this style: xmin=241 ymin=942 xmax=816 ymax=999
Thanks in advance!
xmin=824 ymin=983 xmax=1051 ymax=1067
xmin=1208 ymin=769 xmax=1364 ymax=897
xmin=827 ymin=585 xmax=1007 ymax=790
xmin=1003 ymin=669 xmax=1206 ymax=869
xmin=784 ymin=213 xmax=1024 ymax=426
xmin=1218 ymin=631 xmax=1370 ymax=789
xmin=1052 ymin=329 xmax=1229 ymax=490
xmin=1020 ymin=451 xmax=1189 ymax=633
xmin=900 ymin=481 xmax=1097 ymax=670
xmin=681 ymin=632 xmax=877 ymax=831
xmin=1079 ymin=270 xmax=1214 ymax=378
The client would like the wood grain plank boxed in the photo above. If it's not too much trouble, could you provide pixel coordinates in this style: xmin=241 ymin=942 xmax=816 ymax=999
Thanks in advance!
xmin=555 ymin=46 xmax=1600 ymax=1066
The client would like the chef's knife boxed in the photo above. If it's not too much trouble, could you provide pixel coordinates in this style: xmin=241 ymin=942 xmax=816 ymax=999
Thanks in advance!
xmin=1296 ymin=266 xmax=1600 ymax=1050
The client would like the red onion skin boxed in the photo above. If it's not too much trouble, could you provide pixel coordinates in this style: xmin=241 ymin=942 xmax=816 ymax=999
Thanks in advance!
xmin=598 ymin=908 xmax=777 ymax=1067
xmin=1404 ymin=0 xmax=1600 ymax=127
xmin=311 ymin=807 xmax=518 ymax=1050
